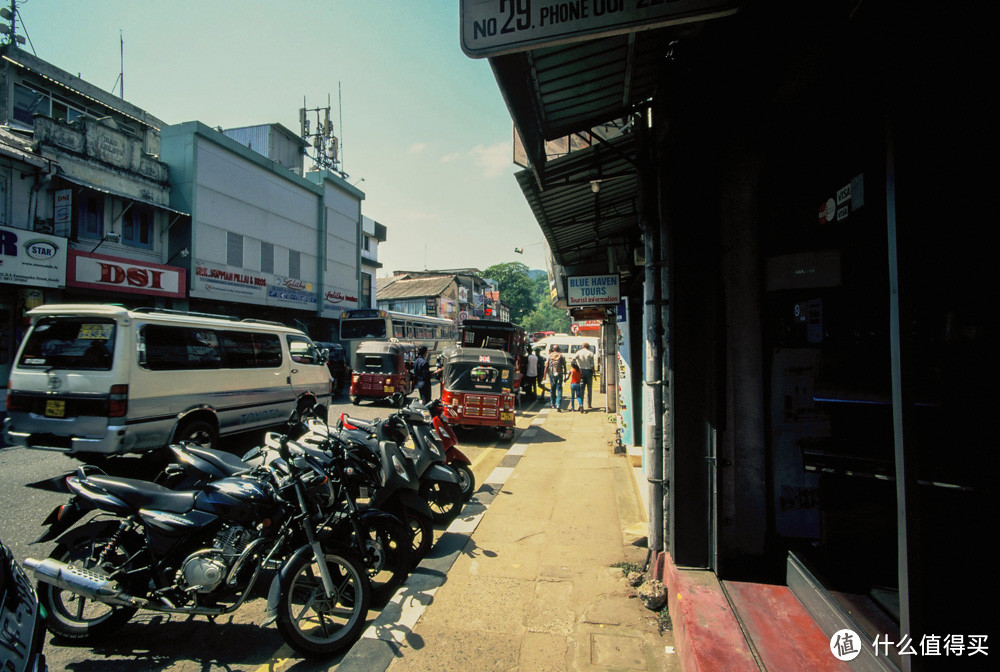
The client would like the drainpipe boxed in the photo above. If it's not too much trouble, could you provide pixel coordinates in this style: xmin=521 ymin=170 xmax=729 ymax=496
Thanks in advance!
xmin=637 ymin=113 xmax=664 ymax=555
xmin=26 ymin=163 xmax=56 ymax=231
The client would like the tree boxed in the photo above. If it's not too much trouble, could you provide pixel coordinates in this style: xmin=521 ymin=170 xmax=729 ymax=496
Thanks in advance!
xmin=484 ymin=262 xmax=535 ymax=324
xmin=522 ymin=273 xmax=570 ymax=333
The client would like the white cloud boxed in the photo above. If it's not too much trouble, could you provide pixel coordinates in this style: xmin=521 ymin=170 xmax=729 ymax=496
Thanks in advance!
xmin=469 ymin=142 xmax=512 ymax=178
xmin=408 ymin=142 xmax=427 ymax=154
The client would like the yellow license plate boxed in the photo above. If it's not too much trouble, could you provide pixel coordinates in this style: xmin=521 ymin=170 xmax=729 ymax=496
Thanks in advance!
xmin=500 ymin=412 xmax=514 ymax=422
xmin=45 ymin=399 xmax=66 ymax=418
xmin=383 ymin=385 xmax=394 ymax=393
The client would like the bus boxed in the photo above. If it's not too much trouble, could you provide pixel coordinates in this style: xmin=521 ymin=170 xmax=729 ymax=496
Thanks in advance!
xmin=459 ymin=318 xmax=528 ymax=377
xmin=338 ymin=308 xmax=457 ymax=369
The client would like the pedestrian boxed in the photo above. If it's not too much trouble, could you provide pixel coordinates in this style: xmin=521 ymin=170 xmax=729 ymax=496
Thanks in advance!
xmin=573 ymin=343 xmax=596 ymax=410
xmin=545 ymin=345 xmax=566 ymax=411
xmin=569 ymin=360 xmax=583 ymax=411
xmin=414 ymin=345 xmax=433 ymax=404
xmin=536 ymin=347 xmax=548 ymax=396
xmin=524 ymin=347 xmax=539 ymax=401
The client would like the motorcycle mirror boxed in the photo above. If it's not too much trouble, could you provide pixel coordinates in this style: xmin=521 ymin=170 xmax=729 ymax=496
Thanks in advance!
xmin=287 ymin=409 xmax=301 ymax=427
xmin=241 ymin=446 xmax=262 ymax=461
xmin=312 ymin=403 xmax=328 ymax=422
xmin=279 ymin=437 xmax=292 ymax=463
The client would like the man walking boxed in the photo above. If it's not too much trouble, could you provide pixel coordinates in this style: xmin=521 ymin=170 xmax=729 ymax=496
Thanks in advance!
xmin=524 ymin=348 xmax=539 ymax=401
xmin=573 ymin=343 xmax=596 ymax=410
xmin=545 ymin=345 xmax=567 ymax=411
xmin=414 ymin=345 xmax=433 ymax=404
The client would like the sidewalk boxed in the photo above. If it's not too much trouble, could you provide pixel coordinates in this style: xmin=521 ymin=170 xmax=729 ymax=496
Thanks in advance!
xmin=336 ymin=387 xmax=679 ymax=672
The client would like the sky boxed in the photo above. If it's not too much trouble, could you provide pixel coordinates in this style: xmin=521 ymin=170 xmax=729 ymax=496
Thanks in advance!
xmin=14 ymin=0 xmax=550 ymax=276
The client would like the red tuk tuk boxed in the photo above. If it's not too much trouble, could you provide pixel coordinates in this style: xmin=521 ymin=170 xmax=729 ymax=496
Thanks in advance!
xmin=439 ymin=347 xmax=517 ymax=441
xmin=349 ymin=340 xmax=415 ymax=407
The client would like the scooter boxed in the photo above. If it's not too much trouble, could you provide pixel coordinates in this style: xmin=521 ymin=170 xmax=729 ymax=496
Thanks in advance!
xmin=340 ymin=402 xmax=465 ymax=526
xmin=425 ymin=399 xmax=475 ymax=501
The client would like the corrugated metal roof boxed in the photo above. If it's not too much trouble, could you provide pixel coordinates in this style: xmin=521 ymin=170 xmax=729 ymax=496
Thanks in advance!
xmin=515 ymin=134 xmax=639 ymax=276
xmin=377 ymin=275 xmax=456 ymax=300
xmin=490 ymin=23 xmax=696 ymax=177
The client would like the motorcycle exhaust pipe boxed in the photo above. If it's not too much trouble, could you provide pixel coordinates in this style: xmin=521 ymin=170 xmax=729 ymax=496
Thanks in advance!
xmin=23 ymin=557 xmax=146 ymax=608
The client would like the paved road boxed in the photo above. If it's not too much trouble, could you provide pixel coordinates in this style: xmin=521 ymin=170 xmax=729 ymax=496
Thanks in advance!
xmin=0 ymin=385 xmax=526 ymax=672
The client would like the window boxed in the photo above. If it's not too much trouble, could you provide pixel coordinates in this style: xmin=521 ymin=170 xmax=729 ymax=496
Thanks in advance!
xmin=122 ymin=206 xmax=153 ymax=249
xmin=363 ymin=235 xmax=371 ymax=251
xmin=140 ymin=326 xmax=222 ymax=370
xmin=289 ymin=250 xmax=301 ymax=279
xmin=221 ymin=331 xmax=281 ymax=368
xmin=227 ymin=232 xmax=243 ymax=267
xmin=287 ymin=336 xmax=318 ymax=365
xmin=52 ymin=99 xmax=85 ymax=123
xmin=261 ymin=242 xmax=274 ymax=274
xmin=13 ymin=84 xmax=48 ymax=126
xmin=361 ymin=273 xmax=372 ymax=309
xmin=18 ymin=318 xmax=116 ymax=371
xmin=77 ymin=192 xmax=104 ymax=239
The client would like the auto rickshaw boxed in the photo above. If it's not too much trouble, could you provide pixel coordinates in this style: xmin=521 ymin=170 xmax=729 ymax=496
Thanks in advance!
xmin=349 ymin=340 xmax=415 ymax=407
xmin=439 ymin=346 xmax=516 ymax=441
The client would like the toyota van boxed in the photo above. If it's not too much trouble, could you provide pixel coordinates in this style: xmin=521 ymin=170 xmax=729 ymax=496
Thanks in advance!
xmin=3 ymin=304 xmax=332 ymax=458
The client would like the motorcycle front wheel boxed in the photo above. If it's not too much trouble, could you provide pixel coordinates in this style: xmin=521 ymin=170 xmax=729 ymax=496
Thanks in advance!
xmin=420 ymin=478 xmax=464 ymax=526
xmin=276 ymin=548 xmax=370 ymax=656
xmin=38 ymin=530 xmax=141 ymax=640
xmin=356 ymin=516 xmax=412 ymax=603
xmin=453 ymin=463 xmax=476 ymax=502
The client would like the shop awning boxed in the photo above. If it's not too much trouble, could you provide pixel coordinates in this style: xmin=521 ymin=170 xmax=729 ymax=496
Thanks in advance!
xmin=515 ymin=133 xmax=639 ymax=278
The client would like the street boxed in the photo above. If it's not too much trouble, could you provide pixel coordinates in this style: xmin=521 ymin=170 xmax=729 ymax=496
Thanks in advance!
xmin=0 ymin=385 xmax=525 ymax=672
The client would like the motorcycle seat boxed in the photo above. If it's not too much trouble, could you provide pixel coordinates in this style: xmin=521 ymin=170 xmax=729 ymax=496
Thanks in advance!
xmin=182 ymin=444 xmax=252 ymax=477
xmin=84 ymin=475 xmax=198 ymax=513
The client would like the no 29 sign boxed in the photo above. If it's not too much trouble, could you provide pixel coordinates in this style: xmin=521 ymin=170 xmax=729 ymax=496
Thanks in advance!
xmin=460 ymin=0 xmax=739 ymax=58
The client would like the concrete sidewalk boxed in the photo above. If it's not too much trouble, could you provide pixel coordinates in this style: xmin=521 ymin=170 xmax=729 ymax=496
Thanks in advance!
xmin=337 ymin=388 xmax=678 ymax=672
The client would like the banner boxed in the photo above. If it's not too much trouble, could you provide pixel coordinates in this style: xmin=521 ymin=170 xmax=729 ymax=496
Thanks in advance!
xmin=0 ymin=225 xmax=67 ymax=288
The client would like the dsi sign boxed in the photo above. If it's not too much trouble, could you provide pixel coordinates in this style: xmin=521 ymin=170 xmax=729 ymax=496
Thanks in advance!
xmin=68 ymin=250 xmax=186 ymax=298
xmin=567 ymin=274 xmax=619 ymax=306
xmin=0 ymin=225 xmax=67 ymax=288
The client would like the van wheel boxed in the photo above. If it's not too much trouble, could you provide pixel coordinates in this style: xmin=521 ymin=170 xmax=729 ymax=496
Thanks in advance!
xmin=351 ymin=395 xmax=361 ymax=406
xmin=175 ymin=419 xmax=217 ymax=450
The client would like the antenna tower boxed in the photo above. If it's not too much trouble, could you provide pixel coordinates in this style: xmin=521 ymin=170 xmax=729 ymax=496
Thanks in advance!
xmin=299 ymin=94 xmax=344 ymax=177
xmin=0 ymin=0 xmax=26 ymax=46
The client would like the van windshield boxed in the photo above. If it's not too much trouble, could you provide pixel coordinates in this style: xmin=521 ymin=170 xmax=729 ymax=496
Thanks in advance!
xmin=19 ymin=318 xmax=116 ymax=371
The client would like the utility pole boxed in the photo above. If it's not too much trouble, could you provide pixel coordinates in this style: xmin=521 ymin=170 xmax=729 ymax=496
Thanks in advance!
xmin=0 ymin=0 xmax=26 ymax=47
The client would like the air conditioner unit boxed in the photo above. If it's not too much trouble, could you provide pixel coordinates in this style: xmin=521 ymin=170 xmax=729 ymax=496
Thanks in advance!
xmin=104 ymin=233 xmax=121 ymax=244
xmin=633 ymin=246 xmax=645 ymax=266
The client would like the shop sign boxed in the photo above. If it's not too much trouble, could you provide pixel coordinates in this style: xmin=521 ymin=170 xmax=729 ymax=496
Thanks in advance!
xmin=267 ymin=277 xmax=317 ymax=310
xmin=192 ymin=260 xmax=267 ymax=303
xmin=68 ymin=250 xmax=185 ymax=298
xmin=53 ymin=190 xmax=73 ymax=237
xmin=461 ymin=0 xmax=740 ymax=58
xmin=567 ymin=273 xmax=619 ymax=306
xmin=0 ymin=225 xmax=67 ymax=288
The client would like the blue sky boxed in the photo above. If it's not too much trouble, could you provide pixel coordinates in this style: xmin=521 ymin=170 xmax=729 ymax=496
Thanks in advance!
xmin=15 ymin=0 xmax=549 ymax=275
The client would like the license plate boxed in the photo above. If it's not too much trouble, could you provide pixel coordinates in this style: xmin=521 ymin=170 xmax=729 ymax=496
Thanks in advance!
xmin=383 ymin=385 xmax=394 ymax=393
xmin=45 ymin=399 xmax=66 ymax=418
xmin=500 ymin=412 xmax=514 ymax=422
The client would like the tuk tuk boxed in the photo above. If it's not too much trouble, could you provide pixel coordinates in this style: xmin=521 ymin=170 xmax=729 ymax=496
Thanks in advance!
xmin=439 ymin=347 xmax=516 ymax=440
xmin=349 ymin=340 xmax=415 ymax=407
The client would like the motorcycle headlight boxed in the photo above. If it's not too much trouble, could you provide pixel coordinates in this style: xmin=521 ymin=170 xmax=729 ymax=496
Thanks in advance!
xmin=391 ymin=455 xmax=409 ymax=482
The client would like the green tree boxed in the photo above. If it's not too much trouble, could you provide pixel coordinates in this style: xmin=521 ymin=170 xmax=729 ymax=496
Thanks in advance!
xmin=484 ymin=262 xmax=535 ymax=324
xmin=523 ymin=273 xmax=570 ymax=333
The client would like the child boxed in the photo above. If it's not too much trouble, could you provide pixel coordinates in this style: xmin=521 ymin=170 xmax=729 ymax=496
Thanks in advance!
xmin=569 ymin=360 xmax=583 ymax=412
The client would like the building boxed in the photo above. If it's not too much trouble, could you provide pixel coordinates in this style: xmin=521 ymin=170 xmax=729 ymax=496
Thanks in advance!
xmin=1 ymin=44 xmax=189 ymax=391
xmin=470 ymin=2 xmax=994 ymax=668
xmin=376 ymin=274 xmax=460 ymax=322
xmin=160 ymin=121 xmax=365 ymax=340
xmin=359 ymin=215 xmax=386 ymax=309
xmin=377 ymin=268 xmax=508 ymax=324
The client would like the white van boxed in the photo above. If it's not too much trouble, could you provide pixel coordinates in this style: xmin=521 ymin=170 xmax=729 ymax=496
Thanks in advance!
xmin=534 ymin=335 xmax=600 ymax=360
xmin=3 ymin=304 xmax=332 ymax=457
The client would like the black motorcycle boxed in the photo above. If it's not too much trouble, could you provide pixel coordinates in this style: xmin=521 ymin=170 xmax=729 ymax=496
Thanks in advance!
xmin=23 ymin=414 xmax=371 ymax=657
xmin=1 ymin=537 xmax=47 ymax=672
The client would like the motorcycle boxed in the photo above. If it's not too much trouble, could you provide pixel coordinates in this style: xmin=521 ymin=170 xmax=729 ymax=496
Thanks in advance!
xmin=1 ymin=537 xmax=47 ymax=672
xmin=160 ymin=405 xmax=435 ymax=565
xmin=425 ymin=399 xmax=475 ymax=502
xmin=23 ymin=412 xmax=371 ymax=657
xmin=340 ymin=401 xmax=464 ymax=526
